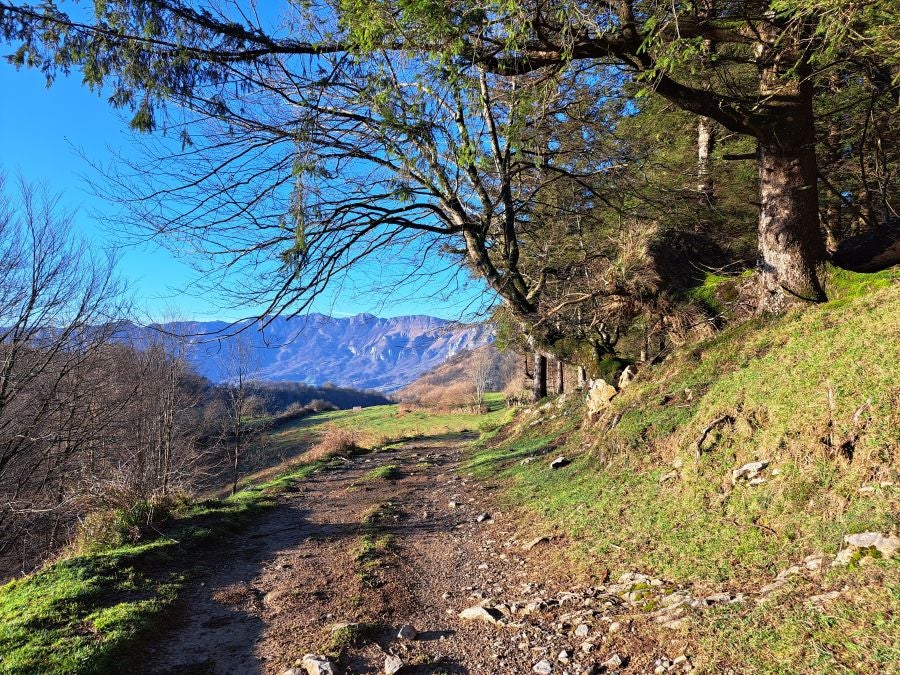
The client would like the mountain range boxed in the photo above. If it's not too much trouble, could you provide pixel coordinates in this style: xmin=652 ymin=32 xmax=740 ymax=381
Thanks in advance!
xmin=138 ymin=314 xmax=494 ymax=392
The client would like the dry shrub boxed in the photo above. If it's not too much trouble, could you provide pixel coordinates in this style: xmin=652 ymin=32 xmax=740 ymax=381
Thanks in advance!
xmin=414 ymin=381 xmax=476 ymax=410
xmin=72 ymin=493 xmax=187 ymax=555
xmin=305 ymin=424 xmax=359 ymax=461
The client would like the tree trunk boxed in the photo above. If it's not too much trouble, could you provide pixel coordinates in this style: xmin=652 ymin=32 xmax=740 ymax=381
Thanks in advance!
xmin=554 ymin=358 xmax=564 ymax=395
xmin=697 ymin=115 xmax=716 ymax=203
xmin=532 ymin=353 xmax=547 ymax=402
xmin=756 ymin=50 xmax=827 ymax=312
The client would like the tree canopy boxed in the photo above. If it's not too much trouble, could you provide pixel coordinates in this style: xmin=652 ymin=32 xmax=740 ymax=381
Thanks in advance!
xmin=1 ymin=0 xmax=897 ymax=376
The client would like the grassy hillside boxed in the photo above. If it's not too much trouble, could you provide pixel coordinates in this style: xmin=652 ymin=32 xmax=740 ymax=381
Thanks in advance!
xmin=468 ymin=272 xmax=899 ymax=672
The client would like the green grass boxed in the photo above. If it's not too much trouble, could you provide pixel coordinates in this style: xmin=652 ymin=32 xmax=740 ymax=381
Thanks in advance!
xmin=0 ymin=461 xmax=323 ymax=675
xmin=468 ymin=276 xmax=899 ymax=671
xmin=360 ymin=463 xmax=402 ymax=481
xmin=323 ymin=621 xmax=381 ymax=659
xmin=354 ymin=503 xmax=399 ymax=587
xmin=271 ymin=393 xmax=509 ymax=451
xmin=696 ymin=565 xmax=900 ymax=673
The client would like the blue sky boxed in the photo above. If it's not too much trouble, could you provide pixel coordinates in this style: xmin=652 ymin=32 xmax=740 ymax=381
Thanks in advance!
xmin=0 ymin=61 xmax=490 ymax=322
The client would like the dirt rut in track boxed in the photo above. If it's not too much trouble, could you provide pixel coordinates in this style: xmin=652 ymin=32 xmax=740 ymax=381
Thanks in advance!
xmin=141 ymin=433 xmax=671 ymax=675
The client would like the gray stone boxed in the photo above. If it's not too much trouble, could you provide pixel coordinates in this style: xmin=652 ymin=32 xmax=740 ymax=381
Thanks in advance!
xmin=521 ymin=535 xmax=546 ymax=554
xmin=574 ymin=623 xmax=590 ymax=637
xmin=384 ymin=655 xmax=404 ymax=675
xmin=803 ymin=554 xmax=824 ymax=570
xmin=809 ymin=590 xmax=841 ymax=606
xmin=833 ymin=531 xmax=900 ymax=565
xmin=533 ymin=659 xmax=554 ymax=674
xmin=476 ymin=512 xmax=491 ymax=522
xmin=731 ymin=460 xmax=770 ymax=484
xmin=776 ymin=565 xmax=801 ymax=580
xmin=759 ymin=578 xmax=788 ymax=595
xmin=703 ymin=592 xmax=732 ymax=605
xmin=458 ymin=605 xmax=504 ymax=624
xmin=603 ymin=653 xmax=626 ymax=669
xmin=550 ymin=456 xmax=571 ymax=469
xmin=845 ymin=531 xmax=900 ymax=557
xmin=586 ymin=379 xmax=617 ymax=415
xmin=396 ymin=624 xmax=417 ymax=640
xmin=661 ymin=617 xmax=689 ymax=629
xmin=301 ymin=654 xmax=339 ymax=675
xmin=618 ymin=365 xmax=638 ymax=389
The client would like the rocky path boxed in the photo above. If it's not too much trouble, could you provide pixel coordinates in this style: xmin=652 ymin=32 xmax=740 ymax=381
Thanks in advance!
xmin=140 ymin=433 xmax=694 ymax=675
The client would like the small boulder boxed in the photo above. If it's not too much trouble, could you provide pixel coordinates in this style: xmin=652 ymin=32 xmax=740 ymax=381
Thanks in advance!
xmin=524 ymin=536 xmax=550 ymax=551
xmin=550 ymin=456 xmax=570 ymax=470
xmin=574 ymin=623 xmax=590 ymax=637
xmin=603 ymin=653 xmax=626 ymax=669
xmin=533 ymin=659 xmax=553 ymax=674
xmin=586 ymin=379 xmax=617 ymax=415
xmin=458 ymin=605 xmax=504 ymax=624
xmin=731 ymin=460 xmax=770 ymax=484
xmin=384 ymin=655 xmax=404 ymax=675
xmin=396 ymin=624 xmax=417 ymax=640
xmin=476 ymin=512 xmax=491 ymax=523
xmin=833 ymin=531 xmax=900 ymax=565
xmin=300 ymin=654 xmax=339 ymax=675
xmin=618 ymin=365 xmax=638 ymax=389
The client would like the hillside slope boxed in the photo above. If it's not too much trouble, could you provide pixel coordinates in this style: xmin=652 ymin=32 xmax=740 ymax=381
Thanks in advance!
xmin=469 ymin=272 xmax=899 ymax=671
xmin=396 ymin=344 xmax=520 ymax=406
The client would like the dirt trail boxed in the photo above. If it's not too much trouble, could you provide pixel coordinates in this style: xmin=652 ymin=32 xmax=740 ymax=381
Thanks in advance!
xmin=141 ymin=433 xmax=674 ymax=675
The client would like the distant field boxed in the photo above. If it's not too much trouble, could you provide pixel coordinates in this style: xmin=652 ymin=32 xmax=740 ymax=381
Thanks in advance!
xmin=269 ymin=393 xmax=508 ymax=449
xmin=237 ymin=393 xmax=510 ymax=491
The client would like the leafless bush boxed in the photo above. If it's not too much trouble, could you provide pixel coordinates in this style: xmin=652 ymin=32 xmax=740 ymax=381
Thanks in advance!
xmin=304 ymin=425 xmax=359 ymax=462
xmin=0 ymin=176 xmax=211 ymax=578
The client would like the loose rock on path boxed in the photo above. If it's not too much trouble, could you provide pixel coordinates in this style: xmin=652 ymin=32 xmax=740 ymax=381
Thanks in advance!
xmin=139 ymin=433 xmax=687 ymax=674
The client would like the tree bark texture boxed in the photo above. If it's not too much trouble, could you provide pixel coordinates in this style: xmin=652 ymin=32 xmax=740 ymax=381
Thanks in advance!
xmin=756 ymin=40 xmax=827 ymax=311
xmin=532 ymin=353 xmax=547 ymax=402
xmin=554 ymin=358 xmax=564 ymax=395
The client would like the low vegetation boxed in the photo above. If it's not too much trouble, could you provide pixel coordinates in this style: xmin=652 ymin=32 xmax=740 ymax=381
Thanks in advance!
xmin=0 ymin=397 xmax=506 ymax=674
xmin=0 ymin=460 xmax=322 ymax=674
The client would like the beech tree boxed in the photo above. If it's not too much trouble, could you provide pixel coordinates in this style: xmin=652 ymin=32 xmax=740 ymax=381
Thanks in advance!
xmin=0 ymin=0 xmax=895 ymax=325
xmin=341 ymin=0 xmax=896 ymax=310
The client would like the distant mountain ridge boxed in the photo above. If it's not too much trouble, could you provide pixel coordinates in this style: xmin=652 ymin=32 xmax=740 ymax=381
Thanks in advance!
xmin=139 ymin=313 xmax=494 ymax=392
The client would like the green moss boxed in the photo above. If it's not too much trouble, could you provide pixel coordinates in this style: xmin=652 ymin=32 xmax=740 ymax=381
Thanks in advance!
xmin=596 ymin=356 xmax=632 ymax=383
xmin=323 ymin=622 xmax=381 ymax=659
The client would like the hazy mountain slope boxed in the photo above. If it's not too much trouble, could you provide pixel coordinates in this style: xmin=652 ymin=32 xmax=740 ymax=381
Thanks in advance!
xmin=396 ymin=344 xmax=520 ymax=405
xmin=136 ymin=314 xmax=494 ymax=391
